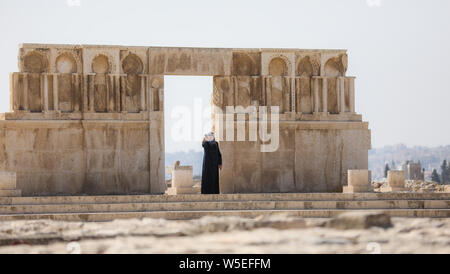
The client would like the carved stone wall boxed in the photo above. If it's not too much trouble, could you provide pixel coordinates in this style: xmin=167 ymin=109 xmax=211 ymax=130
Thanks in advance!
xmin=2 ymin=44 xmax=369 ymax=195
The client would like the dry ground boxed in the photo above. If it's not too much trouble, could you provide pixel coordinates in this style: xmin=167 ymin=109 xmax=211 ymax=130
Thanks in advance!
xmin=0 ymin=213 xmax=449 ymax=254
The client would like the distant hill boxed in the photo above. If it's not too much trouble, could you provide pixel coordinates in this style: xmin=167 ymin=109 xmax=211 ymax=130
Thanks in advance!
xmin=369 ymin=144 xmax=450 ymax=179
xmin=165 ymin=144 xmax=450 ymax=180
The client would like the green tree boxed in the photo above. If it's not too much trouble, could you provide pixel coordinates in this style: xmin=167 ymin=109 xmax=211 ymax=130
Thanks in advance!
xmin=431 ymin=169 xmax=441 ymax=184
xmin=384 ymin=163 xmax=390 ymax=178
xmin=441 ymin=160 xmax=448 ymax=184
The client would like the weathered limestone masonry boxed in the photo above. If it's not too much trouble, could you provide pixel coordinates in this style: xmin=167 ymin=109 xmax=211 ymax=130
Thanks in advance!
xmin=166 ymin=161 xmax=197 ymax=195
xmin=0 ymin=44 xmax=370 ymax=196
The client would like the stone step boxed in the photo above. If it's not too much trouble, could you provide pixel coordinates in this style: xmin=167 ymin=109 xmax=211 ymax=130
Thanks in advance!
xmin=1 ymin=192 xmax=450 ymax=205
xmin=0 ymin=209 xmax=448 ymax=222
xmin=0 ymin=199 xmax=448 ymax=215
xmin=0 ymin=190 xmax=21 ymax=197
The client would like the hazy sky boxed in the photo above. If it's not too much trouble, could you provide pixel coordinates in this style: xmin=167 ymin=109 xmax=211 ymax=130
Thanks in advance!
xmin=1 ymin=0 xmax=449 ymax=152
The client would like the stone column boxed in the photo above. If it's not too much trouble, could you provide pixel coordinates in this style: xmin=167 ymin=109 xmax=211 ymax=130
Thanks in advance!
xmin=115 ymin=75 xmax=121 ymax=112
xmin=105 ymin=74 xmax=110 ymax=113
xmin=321 ymin=77 xmax=327 ymax=113
xmin=23 ymin=73 xmax=29 ymax=111
xmin=88 ymin=74 xmax=95 ymax=112
xmin=140 ymin=75 xmax=146 ymax=111
xmin=349 ymin=77 xmax=355 ymax=113
xmin=343 ymin=170 xmax=372 ymax=193
xmin=120 ymin=74 xmax=127 ymax=113
xmin=261 ymin=76 xmax=266 ymax=106
xmin=291 ymin=77 xmax=296 ymax=113
xmin=73 ymin=74 xmax=80 ymax=112
xmin=266 ymin=77 xmax=272 ymax=107
xmin=339 ymin=77 xmax=345 ymax=113
xmin=11 ymin=73 xmax=18 ymax=111
xmin=43 ymin=73 xmax=49 ymax=112
xmin=82 ymin=75 xmax=89 ymax=112
xmin=53 ymin=73 xmax=59 ymax=111
xmin=313 ymin=77 xmax=319 ymax=113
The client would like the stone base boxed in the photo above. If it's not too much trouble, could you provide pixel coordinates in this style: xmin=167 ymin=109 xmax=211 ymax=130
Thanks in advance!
xmin=0 ymin=172 xmax=17 ymax=190
xmin=0 ymin=189 xmax=22 ymax=197
xmin=380 ymin=186 xmax=409 ymax=193
xmin=166 ymin=187 xmax=199 ymax=195
xmin=0 ymin=172 xmax=21 ymax=197
xmin=343 ymin=185 xmax=373 ymax=193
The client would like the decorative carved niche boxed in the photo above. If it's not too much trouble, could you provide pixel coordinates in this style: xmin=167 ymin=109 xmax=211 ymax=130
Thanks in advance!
xmin=92 ymin=54 xmax=111 ymax=112
xmin=22 ymin=51 xmax=49 ymax=112
xmin=296 ymin=55 xmax=320 ymax=77
xmin=56 ymin=53 xmax=79 ymax=112
xmin=266 ymin=76 xmax=291 ymax=113
xmin=122 ymin=53 xmax=144 ymax=113
xmin=269 ymin=57 xmax=288 ymax=76
xmin=296 ymin=77 xmax=313 ymax=114
xmin=324 ymin=54 xmax=347 ymax=77
xmin=56 ymin=53 xmax=77 ymax=74
xmin=295 ymin=56 xmax=320 ymax=114
xmin=150 ymin=77 xmax=163 ymax=111
xmin=213 ymin=77 xmax=234 ymax=110
xmin=232 ymin=52 xmax=261 ymax=76
xmin=327 ymin=78 xmax=339 ymax=114
xmin=23 ymin=51 xmax=48 ymax=73
xmin=236 ymin=77 xmax=252 ymax=108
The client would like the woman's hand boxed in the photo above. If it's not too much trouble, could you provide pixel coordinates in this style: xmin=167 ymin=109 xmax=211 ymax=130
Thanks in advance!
xmin=219 ymin=165 xmax=222 ymax=170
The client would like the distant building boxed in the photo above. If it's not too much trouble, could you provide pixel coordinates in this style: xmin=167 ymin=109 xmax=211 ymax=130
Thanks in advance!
xmin=401 ymin=161 xmax=425 ymax=180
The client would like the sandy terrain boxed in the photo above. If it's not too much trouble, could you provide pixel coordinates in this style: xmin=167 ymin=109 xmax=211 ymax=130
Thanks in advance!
xmin=0 ymin=213 xmax=449 ymax=254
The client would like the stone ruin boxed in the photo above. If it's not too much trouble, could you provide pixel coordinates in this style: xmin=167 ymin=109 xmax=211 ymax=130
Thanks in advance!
xmin=166 ymin=161 xmax=198 ymax=195
xmin=401 ymin=161 xmax=425 ymax=181
xmin=0 ymin=44 xmax=371 ymax=196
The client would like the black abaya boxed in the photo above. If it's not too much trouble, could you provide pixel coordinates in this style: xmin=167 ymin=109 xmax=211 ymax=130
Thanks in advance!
xmin=201 ymin=141 xmax=222 ymax=194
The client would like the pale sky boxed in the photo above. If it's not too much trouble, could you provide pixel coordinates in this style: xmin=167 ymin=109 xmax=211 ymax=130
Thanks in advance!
xmin=1 ymin=0 xmax=449 ymax=152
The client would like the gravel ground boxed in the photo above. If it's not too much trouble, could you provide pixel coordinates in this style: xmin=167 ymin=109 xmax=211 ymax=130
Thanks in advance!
xmin=0 ymin=214 xmax=449 ymax=254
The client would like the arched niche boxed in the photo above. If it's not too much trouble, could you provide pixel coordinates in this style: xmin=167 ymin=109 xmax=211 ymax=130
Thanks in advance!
xmin=56 ymin=53 xmax=80 ymax=112
xmin=269 ymin=57 xmax=288 ymax=76
xmin=297 ymin=56 xmax=314 ymax=77
xmin=122 ymin=53 xmax=144 ymax=113
xmin=122 ymin=53 xmax=144 ymax=75
xmin=92 ymin=54 xmax=110 ymax=74
xmin=91 ymin=54 xmax=111 ymax=112
xmin=23 ymin=51 xmax=48 ymax=73
xmin=324 ymin=57 xmax=344 ymax=77
xmin=56 ymin=53 xmax=78 ymax=74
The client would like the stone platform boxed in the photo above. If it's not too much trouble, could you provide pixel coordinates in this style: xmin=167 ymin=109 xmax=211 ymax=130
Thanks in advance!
xmin=0 ymin=193 xmax=449 ymax=222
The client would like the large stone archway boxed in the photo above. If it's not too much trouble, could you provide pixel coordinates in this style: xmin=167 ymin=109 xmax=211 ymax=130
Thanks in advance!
xmin=1 ymin=44 xmax=370 ymax=196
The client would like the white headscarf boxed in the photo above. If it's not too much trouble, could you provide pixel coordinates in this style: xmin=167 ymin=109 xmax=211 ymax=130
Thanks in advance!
xmin=205 ymin=132 xmax=215 ymax=142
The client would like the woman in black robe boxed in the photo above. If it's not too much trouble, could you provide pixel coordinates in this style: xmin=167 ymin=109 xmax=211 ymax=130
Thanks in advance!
xmin=201 ymin=134 xmax=222 ymax=194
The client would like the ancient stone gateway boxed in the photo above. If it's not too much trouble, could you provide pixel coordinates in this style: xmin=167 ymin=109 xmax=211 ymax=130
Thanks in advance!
xmin=0 ymin=44 xmax=370 ymax=196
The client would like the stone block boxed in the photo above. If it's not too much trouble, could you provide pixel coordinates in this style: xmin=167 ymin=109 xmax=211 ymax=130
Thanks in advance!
xmin=343 ymin=170 xmax=372 ymax=193
xmin=381 ymin=170 xmax=407 ymax=192
xmin=0 ymin=172 xmax=21 ymax=197
xmin=0 ymin=172 xmax=16 ymax=190
xmin=172 ymin=167 xmax=194 ymax=188
xmin=167 ymin=162 xmax=196 ymax=195
xmin=388 ymin=170 xmax=406 ymax=188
